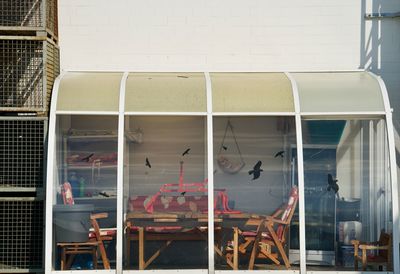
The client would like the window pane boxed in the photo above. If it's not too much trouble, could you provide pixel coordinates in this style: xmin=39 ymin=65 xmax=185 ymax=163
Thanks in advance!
xmin=56 ymin=72 xmax=122 ymax=112
xmin=213 ymin=116 xmax=299 ymax=271
xmin=53 ymin=115 xmax=118 ymax=270
xmin=300 ymin=119 xmax=393 ymax=272
xmin=123 ymin=116 xmax=208 ymax=270
xmin=211 ymin=73 xmax=295 ymax=113
xmin=125 ymin=73 xmax=207 ymax=112
xmin=293 ymin=72 xmax=385 ymax=113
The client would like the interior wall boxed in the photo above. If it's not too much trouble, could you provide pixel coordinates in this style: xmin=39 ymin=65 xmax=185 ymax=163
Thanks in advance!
xmin=126 ymin=116 xmax=207 ymax=197
xmin=336 ymin=120 xmax=362 ymax=199
xmin=213 ymin=117 xmax=295 ymax=214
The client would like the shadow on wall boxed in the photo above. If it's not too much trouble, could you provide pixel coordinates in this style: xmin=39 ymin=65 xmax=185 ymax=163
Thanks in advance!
xmin=360 ymin=0 xmax=400 ymax=189
xmin=360 ymin=0 xmax=400 ymax=121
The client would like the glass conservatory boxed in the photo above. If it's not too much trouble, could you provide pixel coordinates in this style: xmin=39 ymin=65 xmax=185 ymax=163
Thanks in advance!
xmin=45 ymin=71 xmax=399 ymax=274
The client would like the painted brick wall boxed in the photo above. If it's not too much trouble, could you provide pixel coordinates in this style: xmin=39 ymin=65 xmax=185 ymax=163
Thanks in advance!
xmin=59 ymin=0 xmax=363 ymax=71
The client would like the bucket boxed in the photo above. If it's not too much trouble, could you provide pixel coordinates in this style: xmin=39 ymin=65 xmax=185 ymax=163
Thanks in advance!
xmin=53 ymin=204 xmax=94 ymax=243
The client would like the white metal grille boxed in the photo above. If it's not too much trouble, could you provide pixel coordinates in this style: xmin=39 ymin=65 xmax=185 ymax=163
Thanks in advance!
xmin=0 ymin=199 xmax=44 ymax=271
xmin=0 ymin=0 xmax=43 ymax=27
xmin=0 ymin=119 xmax=45 ymax=189
xmin=0 ymin=38 xmax=44 ymax=110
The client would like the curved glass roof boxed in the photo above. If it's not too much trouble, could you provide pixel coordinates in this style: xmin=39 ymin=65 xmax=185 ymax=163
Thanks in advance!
xmin=56 ymin=72 xmax=122 ymax=112
xmin=293 ymin=72 xmax=385 ymax=113
xmin=211 ymin=73 xmax=294 ymax=112
xmin=54 ymin=71 xmax=387 ymax=114
xmin=125 ymin=73 xmax=207 ymax=113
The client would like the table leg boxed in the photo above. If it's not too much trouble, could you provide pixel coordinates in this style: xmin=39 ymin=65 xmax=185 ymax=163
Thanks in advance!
xmin=60 ymin=247 xmax=66 ymax=270
xmin=233 ymin=227 xmax=239 ymax=270
xmin=126 ymin=234 xmax=131 ymax=268
xmin=139 ymin=227 xmax=145 ymax=270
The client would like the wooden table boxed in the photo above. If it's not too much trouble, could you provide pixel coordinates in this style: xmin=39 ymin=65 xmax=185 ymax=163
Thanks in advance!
xmin=125 ymin=211 xmax=258 ymax=270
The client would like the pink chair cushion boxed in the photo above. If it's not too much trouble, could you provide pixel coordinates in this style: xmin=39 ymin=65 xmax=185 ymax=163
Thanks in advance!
xmin=88 ymin=229 xmax=116 ymax=239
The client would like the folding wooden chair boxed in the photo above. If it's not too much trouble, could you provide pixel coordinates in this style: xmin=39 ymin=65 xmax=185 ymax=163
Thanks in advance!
xmin=351 ymin=230 xmax=392 ymax=271
xmin=225 ymin=186 xmax=298 ymax=270
xmin=57 ymin=213 xmax=115 ymax=270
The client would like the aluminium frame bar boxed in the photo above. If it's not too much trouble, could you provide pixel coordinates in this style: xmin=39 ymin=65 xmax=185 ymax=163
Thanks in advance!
xmin=285 ymin=72 xmax=306 ymax=274
xmin=45 ymin=71 xmax=66 ymax=274
xmin=117 ymin=72 xmax=129 ymax=273
xmin=369 ymin=72 xmax=400 ymax=273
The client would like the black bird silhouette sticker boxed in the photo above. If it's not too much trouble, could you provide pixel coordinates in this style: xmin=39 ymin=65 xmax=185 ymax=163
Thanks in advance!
xmin=145 ymin=157 xmax=151 ymax=168
xmin=248 ymin=161 xmax=263 ymax=180
xmin=81 ymin=153 xmax=94 ymax=162
xmin=327 ymin=174 xmax=339 ymax=193
xmin=182 ymin=148 xmax=191 ymax=156
xmin=222 ymin=145 xmax=228 ymax=150
xmin=274 ymin=150 xmax=284 ymax=158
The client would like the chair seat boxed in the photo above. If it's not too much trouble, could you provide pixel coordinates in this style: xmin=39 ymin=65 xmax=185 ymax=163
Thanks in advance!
xmin=89 ymin=228 xmax=117 ymax=239
xmin=241 ymin=231 xmax=273 ymax=240
xmin=367 ymin=255 xmax=388 ymax=263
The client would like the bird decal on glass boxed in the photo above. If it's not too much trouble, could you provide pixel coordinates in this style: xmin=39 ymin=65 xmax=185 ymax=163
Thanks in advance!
xmin=248 ymin=160 xmax=263 ymax=180
xmin=145 ymin=157 xmax=151 ymax=168
xmin=81 ymin=153 xmax=94 ymax=162
xmin=182 ymin=148 xmax=191 ymax=156
xmin=327 ymin=173 xmax=339 ymax=193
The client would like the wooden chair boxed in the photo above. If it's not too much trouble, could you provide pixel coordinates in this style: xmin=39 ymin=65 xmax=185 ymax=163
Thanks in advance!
xmin=351 ymin=230 xmax=392 ymax=271
xmin=225 ymin=186 xmax=298 ymax=270
xmin=57 ymin=213 xmax=115 ymax=270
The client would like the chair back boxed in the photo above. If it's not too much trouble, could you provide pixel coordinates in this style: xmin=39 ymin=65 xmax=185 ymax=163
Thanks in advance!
xmin=378 ymin=231 xmax=392 ymax=260
xmin=276 ymin=186 xmax=298 ymax=242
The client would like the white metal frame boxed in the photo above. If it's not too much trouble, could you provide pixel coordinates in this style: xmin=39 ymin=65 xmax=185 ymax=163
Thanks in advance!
xmin=45 ymin=70 xmax=399 ymax=274
xmin=285 ymin=72 xmax=306 ymax=274
xmin=117 ymin=72 xmax=129 ymax=273
xmin=370 ymin=72 xmax=399 ymax=273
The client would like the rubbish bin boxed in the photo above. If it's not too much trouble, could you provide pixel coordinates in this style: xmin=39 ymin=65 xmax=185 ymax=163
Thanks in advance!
xmin=53 ymin=204 xmax=94 ymax=242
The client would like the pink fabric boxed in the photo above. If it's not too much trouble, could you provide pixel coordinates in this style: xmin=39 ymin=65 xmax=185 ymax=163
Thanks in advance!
xmin=276 ymin=186 xmax=298 ymax=241
xmin=88 ymin=229 xmax=116 ymax=239
xmin=61 ymin=182 xmax=74 ymax=205
xmin=128 ymin=226 xmax=183 ymax=233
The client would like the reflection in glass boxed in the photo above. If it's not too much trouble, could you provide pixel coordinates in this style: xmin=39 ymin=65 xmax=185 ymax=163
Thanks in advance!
xmin=53 ymin=115 xmax=118 ymax=270
xmin=123 ymin=116 xmax=208 ymax=270
xmin=300 ymin=119 xmax=393 ymax=272
xmin=213 ymin=116 xmax=299 ymax=271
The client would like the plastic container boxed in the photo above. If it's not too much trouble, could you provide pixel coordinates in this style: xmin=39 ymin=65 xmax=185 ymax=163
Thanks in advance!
xmin=337 ymin=198 xmax=360 ymax=221
xmin=341 ymin=245 xmax=355 ymax=267
xmin=53 ymin=204 xmax=94 ymax=242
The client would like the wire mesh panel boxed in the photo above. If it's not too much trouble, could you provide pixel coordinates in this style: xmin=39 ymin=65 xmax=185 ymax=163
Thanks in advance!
xmin=0 ymin=37 xmax=59 ymax=113
xmin=0 ymin=119 xmax=46 ymax=189
xmin=46 ymin=0 xmax=58 ymax=37
xmin=0 ymin=0 xmax=58 ymax=38
xmin=0 ymin=198 xmax=44 ymax=271
xmin=0 ymin=0 xmax=43 ymax=28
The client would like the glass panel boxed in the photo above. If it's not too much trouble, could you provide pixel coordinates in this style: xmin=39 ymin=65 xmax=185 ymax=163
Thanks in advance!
xmin=211 ymin=73 xmax=295 ymax=112
xmin=56 ymin=72 xmax=122 ymax=112
xmin=299 ymin=119 xmax=393 ymax=272
xmin=123 ymin=116 xmax=208 ymax=270
xmin=52 ymin=115 xmax=118 ymax=270
xmin=293 ymin=72 xmax=385 ymax=113
xmin=125 ymin=73 xmax=207 ymax=112
xmin=213 ymin=116 xmax=299 ymax=271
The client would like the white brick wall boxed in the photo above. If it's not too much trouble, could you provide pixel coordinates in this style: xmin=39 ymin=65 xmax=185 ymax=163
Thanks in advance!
xmin=59 ymin=0 xmax=362 ymax=71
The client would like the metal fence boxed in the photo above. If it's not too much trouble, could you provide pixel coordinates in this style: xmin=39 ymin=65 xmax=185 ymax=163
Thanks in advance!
xmin=0 ymin=118 xmax=47 ymax=190
xmin=0 ymin=0 xmax=58 ymax=38
xmin=0 ymin=198 xmax=44 ymax=272
xmin=0 ymin=36 xmax=59 ymax=113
